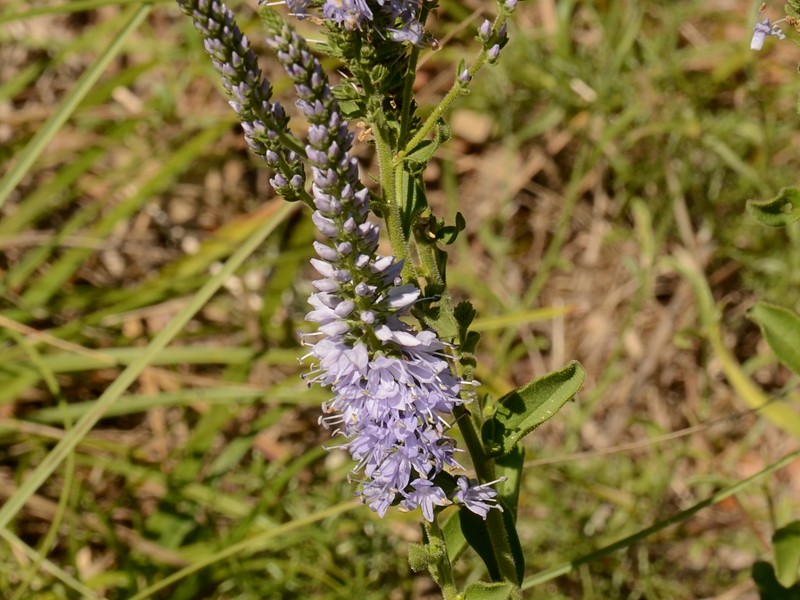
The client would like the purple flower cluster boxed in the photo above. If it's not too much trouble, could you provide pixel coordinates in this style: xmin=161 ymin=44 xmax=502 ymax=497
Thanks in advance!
xmin=176 ymin=0 xmax=307 ymax=201
xmin=270 ymin=0 xmax=428 ymax=44
xmin=320 ymin=0 xmax=421 ymax=32
xmin=262 ymin=13 xmax=500 ymax=520
xmin=477 ymin=18 xmax=510 ymax=65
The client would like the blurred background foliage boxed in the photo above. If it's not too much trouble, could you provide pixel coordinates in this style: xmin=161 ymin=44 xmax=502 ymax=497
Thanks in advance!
xmin=1 ymin=0 xmax=800 ymax=597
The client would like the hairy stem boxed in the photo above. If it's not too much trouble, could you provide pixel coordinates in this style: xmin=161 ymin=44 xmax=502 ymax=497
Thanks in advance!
xmin=425 ymin=518 xmax=459 ymax=599
xmin=394 ymin=14 xmax=508 ymax=164
xmin=374 ymin=123 xmax=418 ymax=280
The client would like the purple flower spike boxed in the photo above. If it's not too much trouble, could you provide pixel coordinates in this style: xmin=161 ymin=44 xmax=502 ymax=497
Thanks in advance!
xmin=257 ymin=10 xmax=501 ymax=522
xmin=176 ymin=0 xmax=307 ymax=201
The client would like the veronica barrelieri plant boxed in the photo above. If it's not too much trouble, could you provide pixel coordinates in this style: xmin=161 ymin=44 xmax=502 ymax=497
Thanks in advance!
xmin=175 ymin=1 xmax=585 ymax=596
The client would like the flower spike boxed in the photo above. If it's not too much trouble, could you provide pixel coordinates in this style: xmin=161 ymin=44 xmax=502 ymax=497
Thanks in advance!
xmin=176 ymin=0 xmax=308 ymax=201
xmin=259 ymin=8 xmax=501 ymax=521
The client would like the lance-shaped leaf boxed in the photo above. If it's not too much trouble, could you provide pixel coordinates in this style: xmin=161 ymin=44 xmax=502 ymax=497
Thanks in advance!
xmin=458 ymin=501 xmax=525 ymax=584
xmin=482 ymin=361 xmax=585 ymax=457
xmin=442 ymin=508 xmax=469 ymax=565
xmin=774 ymin=521 xmax=800 ymax=588
xmin=746 ymin=187 xmax=800 ymax=227
xmin=748 ymin=302 xmax=800 ymax=377
xmin=494 ymin=445 xmax=524 ymax=520
xmin=401 ymin=118 xmax=448 ymax=165
xmin=397 ymin=168 xmax=428 ymax=237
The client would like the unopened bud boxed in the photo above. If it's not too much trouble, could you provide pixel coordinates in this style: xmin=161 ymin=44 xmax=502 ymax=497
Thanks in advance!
xmin=478 ymin=19 xmax=492 ymax=42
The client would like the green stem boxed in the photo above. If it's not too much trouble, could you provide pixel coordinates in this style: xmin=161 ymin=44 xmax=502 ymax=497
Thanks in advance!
xmin=425 ymin=518 xmax=459 ymax=599
xmin=414 ymin=234 xmax=460 ymax=338
xmin=397 ymin=44 xmax=420 ymax=148
xmin=374 ymin=125 xmax=417 ymax=280
xmin=453 ymin=404 xmax=493 ymax=483
xmin=396 ymin=80 xmax=462 ymax=165
xmin=404 ymin=118 xmax=520 ymax=592
xmin=396 ymin=0 xmax=432 ymax=148
xmin=454 ymin=403 xmax=520 ymax=586
xmin=395 ymin=13 xmax=508 ymax=165
xmin=369 ymin=7 xmax=519 ymax=587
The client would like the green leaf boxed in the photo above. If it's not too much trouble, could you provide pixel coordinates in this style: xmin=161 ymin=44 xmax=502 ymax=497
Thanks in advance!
xmin=437 ymin=212 xmax=466 ymax=245
xmin=337 ymin=99 xmax=361 ymax=119
xmin=746 ymin=187 xmax=800 ymax=227
xmin=748 ymin=302 xmax=800 ymax=377
xmin=404 ymin=139 xmax=439 ymax=164
xmin=461 ymin=330 xmax=481 ymax=356
xmin=454 ymin=301 xmax=477 ymax=336
xmin=463 ymin=581 xmax=520 ymax=600
xmin=407 ymin=542 xmax=429 ymax=572
xmin=397 ymin=169 xmax=428 ymax=237
xmin=482 ymin=361 xmax=585 ymax=457
xmin=753 ymin=561 xmax=800 ymax=599
xmin=441 ymin=508 xmax=469 ymax=564
xmin=458 ymin=502 xmax=524 ymax=584
xmin=775 ymin=521 xmax=800 ymax=588
xmin=494 ymin=445 xmax=524 ymax=520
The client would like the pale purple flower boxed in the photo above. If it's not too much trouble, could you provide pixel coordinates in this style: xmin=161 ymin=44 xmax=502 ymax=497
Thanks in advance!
xmin=455 ymin=477 xmax=502 ymax=519
xmin=751 ymin=18 xmax=786 ymax=51
xmin=401 ymin=479 xmax=451 ymax=522
xmin=322 ymin=0 xmax=373 ymax=30
xmin=382 ymin=0 xmax=418 ymax=25
xmin=271 ymin=0 xmax=427 ymax=43
xmin=387 ymin=20 xmax=426 ymax=46
xmin=286 ymin=0 xmax=311 ymax=16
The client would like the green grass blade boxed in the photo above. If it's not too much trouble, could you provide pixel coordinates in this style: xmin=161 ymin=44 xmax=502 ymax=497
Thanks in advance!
xmin=5 ymin=334 xmax=77 ymax=600
xmin=0 ymin=201 xmax=299 ymax=531
xmin=0 ymin=0 xmax=170 ymax=25
xmin=672 ymin=249 xmax=800 ymax=437
xmin=0 ymin=146 xmax=105 ymax=236
xmin=20 ymin=121 xmax=231 ymax=307
xmin=127 ymin=499 xmax=361 ymax=600
xmin=0 ymin=3 xmax=151 ymax=211
xmin=0 ymin=528 xmax=100 ymax=599
xmin=522 ymin=448 xmax=800 ymax=589
xmin=2 ymin=198 xmax=101 ymax=294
